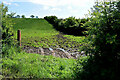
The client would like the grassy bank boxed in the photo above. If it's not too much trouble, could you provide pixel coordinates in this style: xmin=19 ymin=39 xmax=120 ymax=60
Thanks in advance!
xmin=12 ymin=18 xmax=85 ymax=50
xmin=2 ymin=52 xmax=76 ymax=78
xmin=12 ymin=18 xmax=58 ymax=39
xmin=2 ymin=18 xmax=86 ymax=78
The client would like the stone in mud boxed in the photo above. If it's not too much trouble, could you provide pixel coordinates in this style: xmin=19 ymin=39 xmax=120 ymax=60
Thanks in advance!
xmin=81 ymin=51 xmax=85 ymax=54
xmin=81 ymin=54 xmax=86 ymax=57
xmin=22 ymin=45 xmax=81 ymax=59
xmin=52 ymin=52 xmax=55 ymax=56
xmin=36 ymin=49 xmax=40 ymax=54
xmin=49 ymin=48 xmax=56 ymax=56
xmin=70 ymin=53 xmax=77 ymax=58
xmin=43 ymin=48 xmax=51 ymax=55
xmin=76 ymin=54 xmax=81 ymax=58
xmin=55 ymin=53 xmax=61 ymax=58
xmin=29 ymin=49 xmax=34 ymax=53
xmin=39 ymin=48 xmax=44 ymax=55
xmin=64 ymin=53 xmax=72 ymax=59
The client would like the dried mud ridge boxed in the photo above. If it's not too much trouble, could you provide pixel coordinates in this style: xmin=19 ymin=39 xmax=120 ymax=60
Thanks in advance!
xmin=23 ymin=46 xmax=86 ymax=59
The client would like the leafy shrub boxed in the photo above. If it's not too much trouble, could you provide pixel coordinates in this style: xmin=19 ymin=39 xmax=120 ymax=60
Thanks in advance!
xmin=1 ymin=3 xmax=14 ymax=45
xmin=74 ymin=1 xmax=120 ymax=80
xmin=72 ymin=56 xmax=90 ymax=78
xmin=0 ymin=3 xmax=19 ymax=56
xmin=21 ymin=15 xmax=25 ymax=18
xmin=44 ymin=16 xmax=58 ymax=24
xmin=44 ymin=16 xmax=88 ymax=36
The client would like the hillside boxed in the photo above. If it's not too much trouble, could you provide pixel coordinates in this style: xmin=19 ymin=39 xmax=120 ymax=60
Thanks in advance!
xmin=12 ymin=18 xmax=85 ymax=59
xmin=2 ymin=18 xmax=78 ymax=78
xmin=12 ymin=18 xmax=58 ymax=38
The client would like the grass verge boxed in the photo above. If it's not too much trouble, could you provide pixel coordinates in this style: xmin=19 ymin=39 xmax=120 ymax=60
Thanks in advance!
xmin=2 ymin=52 xmax=76 ymax=78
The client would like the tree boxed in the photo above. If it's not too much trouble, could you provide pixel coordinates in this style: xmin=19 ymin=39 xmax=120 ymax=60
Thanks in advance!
xmin=21 ymin=15 xmax=25 ymax=18
xmin=0 ymin=3 xmax=14 ymax=45
xmin=1 ymin=3 xmax=20 ymax=57
xmin=30 ymin=15 xmax=34 ymax=18
xmin=7 ymin=12 xmax=16 ymax=18
xmin=0 ymin=2 xmax=14 ymax=57
xmin=64 ymin=17 xmax=78 ymax=28
xmin=16 ymin=15 xmax=20 ymax=18
xmin=74 ymin=1 xmax=120 ymax=80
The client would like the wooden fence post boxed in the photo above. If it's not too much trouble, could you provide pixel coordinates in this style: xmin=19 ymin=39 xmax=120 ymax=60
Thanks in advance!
xmin=17 ymin=30 xmax=21 ymax=46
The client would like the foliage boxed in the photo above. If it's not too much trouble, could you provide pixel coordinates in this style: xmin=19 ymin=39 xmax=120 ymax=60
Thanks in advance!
xmin=7 ymin=12 xmax=16 ymax=18
xmin=16 ymin=15 xmax=20 ymax=18
xmin=44 ymin=16 xmax=58 ymax=24
xmin=0 ymin=3 xmax=19 ymax=57
xmin=0 ymin=3 xmax=14 ymax=46
xmin=74 ymin=1 xmax=120 ymax=80
xmin=2 ymin=44 xmax=20 ymax=57
xmin=2 ymin=52 xmax=76 ymax=78
xmin=30 ymin=15 xmax=34 ymax=18
xmin=44 ymin=16 xmax=88 ymax=36
xmin=21 ymin=15 xmax=25 ymax=18
xmin=72 ymin=56 xmax=90 ymax=78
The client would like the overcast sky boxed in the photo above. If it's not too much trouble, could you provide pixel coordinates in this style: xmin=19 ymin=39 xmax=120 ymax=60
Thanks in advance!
xmin=1 ymin=0 xmax=97 ymax=18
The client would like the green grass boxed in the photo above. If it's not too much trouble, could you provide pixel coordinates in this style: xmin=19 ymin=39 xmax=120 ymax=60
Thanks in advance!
xmin=64 ymin=35 xmax=85 ymax=43
xmin=2 ymin=18 xmax=86 ymax=78
xmin=2 ymin=52 xmax=76 ymax=78
xmin=12 ymin=18 xmax=59 ymax=39
xmin=12 ymin=18 xmax=85 ymax=49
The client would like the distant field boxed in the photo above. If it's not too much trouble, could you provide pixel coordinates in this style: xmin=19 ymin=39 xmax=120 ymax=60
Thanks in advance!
xmin=12 ymin=18 xmax=85 ymax=51
xmin=12 ymin=18 xmax=59 ymax=39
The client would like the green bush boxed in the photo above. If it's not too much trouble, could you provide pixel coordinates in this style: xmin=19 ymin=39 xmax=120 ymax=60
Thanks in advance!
xmin=0 ymin=3 xmax=19 ymax=57
xmin=74 ymin=1 xmax=120 ymax=80
xmin=44 ymin=16 xmax=88 ymax=36
xmin=44 ymin=16 xmax=58 ymax=24
xmin=72 ymin=56 xmax=90 ymax=78
xmin=1 ymin=3 xmax=14 ymax=45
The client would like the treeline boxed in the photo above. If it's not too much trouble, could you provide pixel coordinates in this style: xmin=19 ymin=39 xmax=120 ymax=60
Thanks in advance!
xmin=44 ymin=16 xmax=88 ymax=36
xmin=7 ymin=13 xmax=39 ymax=18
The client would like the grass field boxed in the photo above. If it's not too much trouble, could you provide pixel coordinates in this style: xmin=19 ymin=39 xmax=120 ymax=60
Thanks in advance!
xmin=2 ymin=18 xmax=86 ymax=78
xmin=12 ymin=18 xmax=58 ymax=38
xmin=12 ymin=18 xmax=85 ymax=49
xmin=2 ymin=52 xmax=76 ymax=78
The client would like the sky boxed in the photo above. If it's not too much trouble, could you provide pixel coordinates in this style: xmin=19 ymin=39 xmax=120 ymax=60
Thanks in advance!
xmin=0 ymin=0 xmax=97 ymax=19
